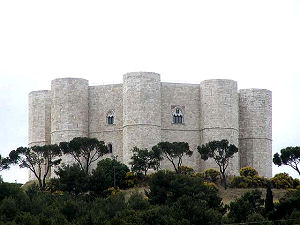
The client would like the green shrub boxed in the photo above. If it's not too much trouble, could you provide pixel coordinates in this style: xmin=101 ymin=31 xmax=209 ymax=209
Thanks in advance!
xmin=90 ymin=158 xmax=130 ymax=196
xmin=0 ymin=197 xmax=18 ymax=221
xmin=128 ymin=192 xmax=150 ymax=211
xmin=204 ymin=169 xmax=220 ymax=183
xmin=293 ymin=178 xmax=300 ymax=189
xmin=125 ymin=172 xmax=137 ymax=188
xmin=178 ymin=166 xmax=194 ymax=175
xmin=240 ymin=166 xmax=258 ymax=177
xmin=270 ymin=173 xmax=294 ymax=189
xmin=230 ymin=176 xmax=248 ymax=188
xmin=227 ymin=190 xmax=264 ymax=223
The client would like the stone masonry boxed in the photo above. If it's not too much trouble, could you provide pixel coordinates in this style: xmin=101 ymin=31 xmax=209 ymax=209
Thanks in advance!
xmin=28 ymin=72 xmax=272 ymax=179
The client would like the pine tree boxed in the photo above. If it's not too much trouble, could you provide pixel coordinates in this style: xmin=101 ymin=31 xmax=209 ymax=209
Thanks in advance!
xmin=265 ymin=183 xmax=274 ymax=214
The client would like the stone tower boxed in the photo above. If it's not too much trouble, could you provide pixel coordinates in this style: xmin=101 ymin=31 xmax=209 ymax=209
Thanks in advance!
xmin=122 ymin=72 xmax=161 ymax=165
xmin=239 ymin=89 xmax=272 ymax=177
xmin=199 ymin=79 xmax=239 ymax=175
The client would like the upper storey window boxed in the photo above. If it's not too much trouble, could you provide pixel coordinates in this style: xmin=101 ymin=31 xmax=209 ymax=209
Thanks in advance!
xmin=107 ymin=110 xmax=114 ymax=125
xmin=173 ymin=107 xmax=184 ymax=124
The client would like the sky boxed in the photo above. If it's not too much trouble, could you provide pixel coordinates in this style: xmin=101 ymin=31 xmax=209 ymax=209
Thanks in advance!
xmin=0 ymin=0 xmax=300 ymax=183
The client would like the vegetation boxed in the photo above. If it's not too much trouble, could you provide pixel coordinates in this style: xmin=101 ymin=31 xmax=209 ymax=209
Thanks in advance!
xmin=130 ymin=147 xmax=162 ymax=175
xmin=152 ymin=142 xmax=192 ymax=173
xmin=230 ymin=167 xmax=268 ymax=188
xmin=198 ymin=139 xmax=238 ymax=189
xmin=2 ymin=139 xmax=300 ymax=224
xmin=59 ymin=137 xmax=108 ymax=174
xmin=7 ymin=145 xmax=62 ymax=190
xmin=273 ymin=146 xmax=300 ymax=176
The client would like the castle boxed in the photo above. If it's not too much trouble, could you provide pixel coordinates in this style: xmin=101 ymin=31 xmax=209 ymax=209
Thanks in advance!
xmin=28 ymin=72 xmax=272 ymax=179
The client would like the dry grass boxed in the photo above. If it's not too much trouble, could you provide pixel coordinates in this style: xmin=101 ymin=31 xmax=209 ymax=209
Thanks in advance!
xmin=218 ymin=187 xmax=288 ymax=205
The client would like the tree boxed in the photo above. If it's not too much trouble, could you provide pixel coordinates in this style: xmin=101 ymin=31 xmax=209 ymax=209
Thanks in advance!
xmin=90 ymin=158 xmax=129 ymax=196
xmin=0 ymin=154 xmax=12 ymax=171
xmin=130 ymin=147 xmax=162 ymax=176
xmin=273 ymin=146 xmax=300 ymax=176
xmin=55 ymin=164 xmax=90 ymax=195
xmin=197 ymin=139 xmax=238 ymax=189
xmin=9 ymin=145 xmax=62 ymax=190
xmin=152 ymin=142 xmax=192 ymax=173
xmin=226 ymin=190 xmax=264 ymax=223
xmin=265 ymin=182 xmax=274 ymax=214
xmin=60 ymin=137 xmax=108 ymax=174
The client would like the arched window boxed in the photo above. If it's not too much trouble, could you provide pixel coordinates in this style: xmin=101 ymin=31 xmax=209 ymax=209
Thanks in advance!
xmin=173 ymin=107 xmax=184 ymax=124
xmin=107 ymin=110 xmax=114 ymax=125
xmin=107 ymin=143 xmax=113 ymax=154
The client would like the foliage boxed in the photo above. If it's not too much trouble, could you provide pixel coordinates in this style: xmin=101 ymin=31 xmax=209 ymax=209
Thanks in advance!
xmin=270 ymin=173 xmax=294 ymax=189
xmin=90 ymin=158 xmax=129 ymax=196
xmin=230 ymin=175 xmax=267 ymax=188
xmin=273 ymin=189 xmax=300 ymax=220
xmin=0 ymin=154 xmax=12 ymax=171
xmin=147 ymin=170 xmax=223 ymax=209
xmin=273 ymin=146 xmax=300 ymax=175
xmin=152 ymin=142 xmax=192 ymax=173
xmin=226 ymin=190 xmax=264 ymax=223
xmin=204 ymin=169 xmax=220 ymax=183
xmin=128 ymin=192 xmax=150 ymax=211
xmin=8 ymin=145 xmax=61 ymax=190
xmin=198 ymin=139 xmax=238 ymax=188
xmin=240 ymin=166 xmax=258 ymax=177
xmin=59 ymin=137 xmax=108 ymax=174
xmin=265 ymin=183 xmax=274 ymax=215
xmin=177 ymin=165 xmax=194 ymax=175
xmin=130 ymin=147 xmax=162 ymax=176
xmin=124 ymin=172 xmax=137 ymax=188
xmin=55 ymin=164 xmax=89 ymax=195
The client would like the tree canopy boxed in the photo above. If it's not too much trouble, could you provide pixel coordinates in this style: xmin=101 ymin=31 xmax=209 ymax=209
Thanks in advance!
xmin=130 ymin=147 xmax=162 ymax=175
xmin=152 ymin=142 xmax=192 ymax=173
xmin=273 ymin=146 xmax=300 ymax=176
xmin=59 ymin=137 xmax=108 ymax=174
xmin=8 ymin=145 xmax=62 ymax=190
xmin=198 ymin=139 xmax=238 ymax=188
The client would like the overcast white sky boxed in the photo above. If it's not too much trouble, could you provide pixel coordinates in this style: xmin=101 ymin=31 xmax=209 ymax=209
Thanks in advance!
xmin=0 ymin=0 xmax=300 ymax=183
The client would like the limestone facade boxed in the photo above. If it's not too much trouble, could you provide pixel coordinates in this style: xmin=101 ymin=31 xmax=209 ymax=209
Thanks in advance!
xmin=28 ymin=72 xmax=272 ymax=178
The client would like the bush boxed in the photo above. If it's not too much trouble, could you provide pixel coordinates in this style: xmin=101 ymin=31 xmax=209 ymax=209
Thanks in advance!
xmin=128 ymin=192 xmax=150 ymax=211
xmin=227 ymin=190 xmax=264 ymax=223
xmin=90 ymin=158 xmax=129 ymax=196
xmin=230 ymin=176 xmax=248 ymax=188
xmin=270 ymin=173 xmax=294 ymax=189
xmin=293 ymin=178 xmax=300 ymax=189
xmin=0 ymin=197 xmax=18 ymax=221
xmin=124 ymin=172 xmax=137 ymax=188
xmin=240 ymin=166 xmax=258 ymax=177
xmin=178 ymin=166 xmax=194 ymax=175
xmin=230 ymin=174 xmax=267 ymax=188
xmin=204 ymin=169 xmax=220 ymax=183
xmin=55 ymin=164 xmax=90 ymax=195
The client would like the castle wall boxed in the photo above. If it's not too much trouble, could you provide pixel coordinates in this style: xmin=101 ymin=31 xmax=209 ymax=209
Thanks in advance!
xmin=50 ymin=78 xmax=89 ymax=173
xmin=122 ymin=72 xmax=161 ymax=166
xmin=88 ymin=84 xmax=123 ymax=167
xmin=199 ymin=79 xmax=239 ymax=175
xmin=160 ymin=83 xmax=201 ymax=170
xmin=28 ymin=74 xmax=273 ymax=179
xmin=239 ymin=89 xmax=272 ymax=178
xmin=28 ymin=90 xmax=51 ymax=180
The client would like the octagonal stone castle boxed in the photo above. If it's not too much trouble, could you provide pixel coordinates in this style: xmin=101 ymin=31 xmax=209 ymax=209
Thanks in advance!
xmin=28 ymin=72 xmax=272 ymax=179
